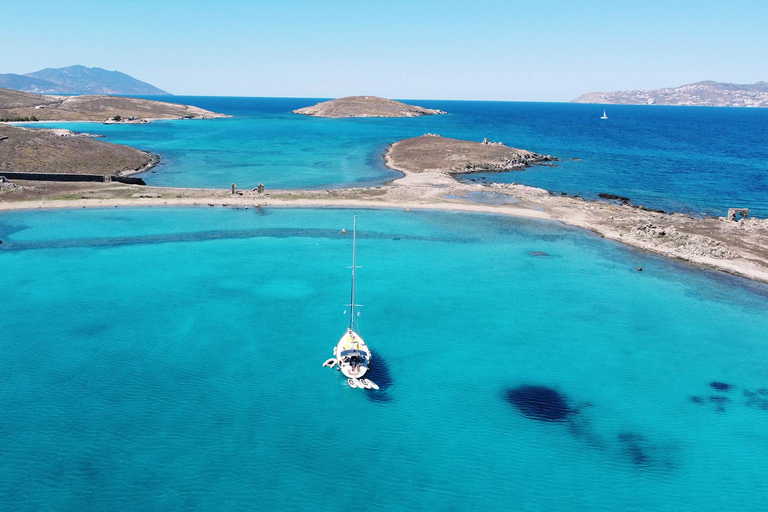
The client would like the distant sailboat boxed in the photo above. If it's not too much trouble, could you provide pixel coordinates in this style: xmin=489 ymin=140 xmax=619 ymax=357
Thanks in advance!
xmin=601 ymin=110 xmax=608 ymax=119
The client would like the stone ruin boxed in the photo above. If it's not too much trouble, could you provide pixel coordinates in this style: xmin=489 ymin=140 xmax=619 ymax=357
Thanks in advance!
xmin=727 ymin=208 xmax=749 ymax=221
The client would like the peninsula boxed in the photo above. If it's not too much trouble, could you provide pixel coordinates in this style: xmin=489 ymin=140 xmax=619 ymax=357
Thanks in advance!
xmin=0 ymin=88 xmax=227 ymax=122
xmin=573 ymin=81 xmax=768 ymax=107
xmin=2 ymin=134 xmax=767 ymax=286
xmin=292 ymin=96 xmax=447 ymax=118
xmin=0 ymin=123 xmax=152 ymax=178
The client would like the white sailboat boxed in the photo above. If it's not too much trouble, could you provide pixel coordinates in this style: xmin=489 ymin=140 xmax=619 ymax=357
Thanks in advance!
xmin=601 ymin=110 xmax=608 ymax=119
xmin=324 ymin=216 xmax=374 ymax=387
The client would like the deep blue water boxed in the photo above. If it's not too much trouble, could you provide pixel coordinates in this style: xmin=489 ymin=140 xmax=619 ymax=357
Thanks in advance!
xmin=27 ymin=97 xmax=768 ymax=217
xmin=2 ymin=207 xmax=768 ymax=511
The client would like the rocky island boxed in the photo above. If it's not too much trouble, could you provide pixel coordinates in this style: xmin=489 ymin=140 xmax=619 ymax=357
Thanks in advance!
xmin=573 ymin=80 xmax=768 ymax=107
xmin=0 ymin=88 xmax=227 ymax=122
xmin=385 ymin=135 xmax=554 ymax=174
xmin=292 ymin=96 xmax=447 ymax=118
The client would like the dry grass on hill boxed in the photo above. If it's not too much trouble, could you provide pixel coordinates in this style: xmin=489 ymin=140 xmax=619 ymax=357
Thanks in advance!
xmin=0 ymin=124 xmax=150 ymax=176
xmin=386 ymin=135 xmax=551 ymax=174
xmin=0 ymin=88 xmax=225 ymax=121
xmin=293 ymin=96 xmax=447 ymax=118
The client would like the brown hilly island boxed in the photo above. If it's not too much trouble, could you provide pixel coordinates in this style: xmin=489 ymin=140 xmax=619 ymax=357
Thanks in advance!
xmin=293 ymin=96 xmax=447 ymax=118
xmin=385 ymin=135 xmax=554 ymax=174
xmin=0 ymin=123 xmax=151 ymax=176
xmin=0 ymin=88 xmax=226 ymax=121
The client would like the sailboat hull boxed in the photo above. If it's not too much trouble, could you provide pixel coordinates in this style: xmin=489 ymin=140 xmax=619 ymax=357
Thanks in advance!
xmin=334 ymin=329 xmax=371 ymax=379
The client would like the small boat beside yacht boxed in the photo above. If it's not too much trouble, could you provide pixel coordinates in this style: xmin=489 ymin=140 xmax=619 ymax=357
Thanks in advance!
xmin=323 ymin=216 xmax=378 ymax=391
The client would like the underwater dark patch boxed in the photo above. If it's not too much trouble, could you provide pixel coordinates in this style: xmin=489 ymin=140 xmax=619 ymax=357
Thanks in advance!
xmin=529 ymin=251 xmax=549 ymax=257
xmin=505 ymin=385 xmax=573 ymax=423
xmin=744 ymin=390 xmax=768 ymax=411
xmin=710 ymin=381 xmax=733 ymax=392
xmin=709 ymin=395 xmax=730 ymax=412
xmin=364 ymin=349 xmax=393 ymax=403
xmin=617 ymin=432 xmax=650 ymax=467
xmin=758 ymin=388 xmax=768 ymax=396
xmin=0 ymin=228 xmax=448 ymax=252
xmin=689 ymin=396 xmax=705 ymax=404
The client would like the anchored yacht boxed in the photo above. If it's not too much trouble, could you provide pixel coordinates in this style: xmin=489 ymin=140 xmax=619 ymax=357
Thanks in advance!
xmin=322 ymin=216 xmax=376 ymax=389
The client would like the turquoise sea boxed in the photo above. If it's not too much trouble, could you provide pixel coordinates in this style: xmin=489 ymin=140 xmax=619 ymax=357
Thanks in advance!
xmin=5 ymin=98 xmax=768 ymax=510
xmin=2 ymin=207 xmax=768 ymax=511
xmin=28 ymin=97 xmax=768 ymax=217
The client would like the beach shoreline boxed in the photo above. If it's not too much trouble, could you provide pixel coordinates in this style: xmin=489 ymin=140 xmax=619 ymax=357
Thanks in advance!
xmin=2 ymin=136 xmax=767 ymax=286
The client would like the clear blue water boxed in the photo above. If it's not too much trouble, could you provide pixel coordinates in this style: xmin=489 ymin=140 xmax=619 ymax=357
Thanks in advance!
xmin=26 ymin=97 xmax=768 ymax=217
xmin=2 ymin=207 xmax=768 ymax=511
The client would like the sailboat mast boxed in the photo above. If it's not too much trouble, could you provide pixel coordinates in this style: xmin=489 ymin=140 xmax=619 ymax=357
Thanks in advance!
xmin=349 ymin=215 xmax=357 ymax=330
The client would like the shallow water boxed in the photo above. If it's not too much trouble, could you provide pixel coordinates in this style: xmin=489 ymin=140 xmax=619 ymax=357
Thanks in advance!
xmin=25 ymin=97 xmax=768 ymax=216
xmin=2 ymin=207 xmax=768 ymax=511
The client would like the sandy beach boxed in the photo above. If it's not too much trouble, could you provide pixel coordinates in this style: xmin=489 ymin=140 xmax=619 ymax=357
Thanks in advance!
xmin=2 ymin=136 xmax=768 ymax=285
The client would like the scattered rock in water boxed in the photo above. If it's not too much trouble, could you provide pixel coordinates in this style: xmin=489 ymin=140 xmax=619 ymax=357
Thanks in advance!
xmin=690 ymin=396 xmax=705 ymax=404
xmin=709 ymin=395 xmax=731 ymax=412
xmin=743 ymin=388 xmax=768 ymax=410
xmin=710 ymin=381 xmax=733 ymax=392
xmin=598 ymin=192 xmax=631 ymax=204
xmin=529 ymin=251 xmax=549 ymax=257
xmin=617 ymin=432 xmax=650 ymax=467
xmin=505 ymin=385 xmax=573 ymax=423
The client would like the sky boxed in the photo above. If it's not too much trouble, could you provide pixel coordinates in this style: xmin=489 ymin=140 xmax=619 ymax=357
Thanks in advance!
xmin=3 ymin=0 xmax=767 ymax=101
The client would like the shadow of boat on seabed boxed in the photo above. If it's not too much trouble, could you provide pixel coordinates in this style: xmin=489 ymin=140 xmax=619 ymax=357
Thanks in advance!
xmin=364 ymin=349 xmax=393 ymax=403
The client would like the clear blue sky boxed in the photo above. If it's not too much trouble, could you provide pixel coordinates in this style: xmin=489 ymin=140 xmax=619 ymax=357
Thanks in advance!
xmin=4 ymin=0 xmax=767 ymax=101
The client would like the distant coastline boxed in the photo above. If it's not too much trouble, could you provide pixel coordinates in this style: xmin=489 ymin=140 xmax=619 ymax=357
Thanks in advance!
xmin=573 ymin=80 xmax=768 ymax=107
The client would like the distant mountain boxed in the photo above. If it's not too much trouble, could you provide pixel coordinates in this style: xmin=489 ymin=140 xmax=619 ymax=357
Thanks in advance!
xmin=0 ymin=73 xmax=64 ymax=94
xmin=572 ymin=81 xmax=768 ymax=107
xmin=0 ymin=65 xmax=170 ymax=95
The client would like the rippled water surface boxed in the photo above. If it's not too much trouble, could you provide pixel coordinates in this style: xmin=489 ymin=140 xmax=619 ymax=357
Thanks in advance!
xmin=2 ymin=207 xmax=768 ymax=511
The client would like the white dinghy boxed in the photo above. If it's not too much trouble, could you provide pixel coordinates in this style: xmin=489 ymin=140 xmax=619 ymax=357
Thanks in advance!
xmin=361 ymin=379 xmax=379 ymax=390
